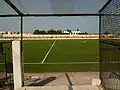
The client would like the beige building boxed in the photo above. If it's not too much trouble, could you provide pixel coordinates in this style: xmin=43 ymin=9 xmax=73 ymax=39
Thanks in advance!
xmin=0 ymin=30 xmax=6 ymax=34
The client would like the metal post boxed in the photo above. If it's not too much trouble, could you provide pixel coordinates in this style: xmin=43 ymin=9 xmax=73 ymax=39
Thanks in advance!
xmin=99 ymin=14 xmax=102 ymax=80
xmin=20 ymin=16 xmax=24 ymax=86
xmin=4 ymin=53 xmax=7 ymax=82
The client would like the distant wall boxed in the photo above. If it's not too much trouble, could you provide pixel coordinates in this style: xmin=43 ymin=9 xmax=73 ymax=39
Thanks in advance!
xmin=0 ymin=34 xmax=99 ymax=40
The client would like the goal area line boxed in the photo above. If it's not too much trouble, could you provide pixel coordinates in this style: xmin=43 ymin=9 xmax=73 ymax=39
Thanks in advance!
xmin=0 ymin=61 xmax=118 ymax=65
xmin=0 ymin=62 xmax=99 ymax=65
xmin=25 ymin=62 xmax=99 ymax=64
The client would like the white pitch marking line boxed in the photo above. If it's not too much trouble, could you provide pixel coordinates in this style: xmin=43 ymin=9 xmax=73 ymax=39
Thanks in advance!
xmin=25 ymin=62 xmax=99 ymax=65
xmin=22 ymin=61 xmax=118 ymax=65
xmin=0 ymin=61 xmax=117 ymax=65
xmin=20 ymin=62 xmax=99 ymax=65
xmin=0 ymin=63 xmax=4 ymax=64
xmin=41 ymin=40 xmax=56 ymax=64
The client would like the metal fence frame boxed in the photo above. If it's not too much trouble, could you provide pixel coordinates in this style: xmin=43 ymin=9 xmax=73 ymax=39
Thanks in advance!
xmin=1 ymin=0 xmax=120 ymax=89
xmin=99 ymin=0 xmax=120 ymax=90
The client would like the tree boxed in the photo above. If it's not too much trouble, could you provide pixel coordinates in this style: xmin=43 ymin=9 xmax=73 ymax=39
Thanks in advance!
xmin=5 ymin=32 xmax=8 ymax=34
xmin=84 ymin=32 xmax=88 ymax=35
xmin=47 ymin=29 xmax=56 ymax=34
xmin=42 ymin=30 xmax=46 ymax=34
xmin=103 ymin=31 xmax=109 ymax=35
xmin=66 ymin=29 xmax=71 ymax=34
xmin=17 ymin=32 xmax=20 ymax=34
xmin=77 ymin=28 xmax=80 ymax=31
xmin=39 ymin=30 xmax=46 ymax=34
xmin=33 ymin=29 xmax=40 ymax=34
xmin=56 ymin=30 xmax=62 ymax=34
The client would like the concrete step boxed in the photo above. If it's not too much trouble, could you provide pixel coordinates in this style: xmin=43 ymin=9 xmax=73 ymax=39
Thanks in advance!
xmin=72 ymin=85 xmax=103 ymax=90
xmin=18 ymin=85 xmax=104 ymax=90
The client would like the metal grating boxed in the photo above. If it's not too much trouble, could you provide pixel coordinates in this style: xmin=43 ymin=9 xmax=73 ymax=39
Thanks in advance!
xmin=99 ymin=0 xmax=120 ymax=90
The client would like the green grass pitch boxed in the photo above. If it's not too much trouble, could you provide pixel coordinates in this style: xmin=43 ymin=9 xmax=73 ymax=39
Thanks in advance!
xmin=0 ymin=39 xmax=99 ymax=73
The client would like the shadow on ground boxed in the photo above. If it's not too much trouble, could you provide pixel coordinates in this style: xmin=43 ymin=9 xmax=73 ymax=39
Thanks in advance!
xmin=28 ymin=77 xmax=56 ymax=86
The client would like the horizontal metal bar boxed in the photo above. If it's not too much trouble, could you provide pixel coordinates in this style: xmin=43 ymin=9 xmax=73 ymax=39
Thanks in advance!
xmin=100 ymin=40 xmax=120 ymax=46
xmin=22 ymin=13 xmax=101 ymax=16
xmin=0 ymin=14 xmax=20 ymax=17
xmin=0 ymin=13 xmax=103 ymax=17
xmin=2 ymin=13 xmax=120 ymax=17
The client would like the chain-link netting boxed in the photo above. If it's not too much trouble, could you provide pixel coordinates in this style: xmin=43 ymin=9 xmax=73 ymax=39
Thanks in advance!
xmin=0 ymin=42 xmax=13 ymax=89
xmin=99 ymin=0 xmax=120 ymax=90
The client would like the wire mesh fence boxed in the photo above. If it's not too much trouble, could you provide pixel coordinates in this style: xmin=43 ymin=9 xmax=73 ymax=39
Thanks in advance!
xmin=99 ymin=0 xmax=120 ymax=90
xmin=0 ymin=41 xmax=13 ymax=89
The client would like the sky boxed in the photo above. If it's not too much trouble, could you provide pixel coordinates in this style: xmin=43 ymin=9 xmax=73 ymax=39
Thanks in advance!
xmin=0 ymin=0 xmax=107 ymax=33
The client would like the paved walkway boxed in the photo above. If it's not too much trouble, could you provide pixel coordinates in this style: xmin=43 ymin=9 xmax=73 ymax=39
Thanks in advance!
xmin=24 ymin=72 xmax=99 ymax=86
xmin=18 ymin=85 xmax=104 ymax=90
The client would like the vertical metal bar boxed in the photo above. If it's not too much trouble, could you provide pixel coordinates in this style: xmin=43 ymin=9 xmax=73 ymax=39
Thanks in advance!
xmin=99 ymin=14 xmax=102 ymax=80
xmin=99 ymin=15 xmax=101 ymax=40
xmin=0 ymin=43 xmax=3 ymax=54
xmin=21 ymin=16 xmax=23 ymax=55
xmin=20 ymin=16 xmax=24 ymax=86
xmin=9 ymin=43 xmax=12 ymax=86
xmin=4 ymin=53 xmax=7 ymax=82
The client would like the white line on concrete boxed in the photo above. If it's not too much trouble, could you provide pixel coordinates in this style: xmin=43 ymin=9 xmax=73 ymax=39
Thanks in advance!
xmin=41 ymin=40 xmax=56 ymax=64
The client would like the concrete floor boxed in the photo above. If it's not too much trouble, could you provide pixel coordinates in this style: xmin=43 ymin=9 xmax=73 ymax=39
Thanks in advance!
xmin=18 ymin=85 xmax=104 ymax=90
xmin=24 ymin=72 xmax=99 ymax=86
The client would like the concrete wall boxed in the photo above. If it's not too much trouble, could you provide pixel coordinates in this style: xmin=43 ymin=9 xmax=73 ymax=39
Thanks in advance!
xmin=1 ymin=34 xmax=99 ymax=40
